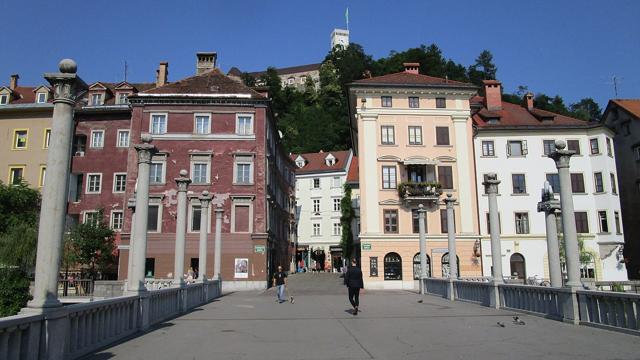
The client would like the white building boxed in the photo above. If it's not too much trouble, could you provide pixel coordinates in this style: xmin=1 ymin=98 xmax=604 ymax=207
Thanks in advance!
xmin=331 ymin=28 xmax=350 ymax=49
xmin=292 ymin=150 xmax=354 ymax=272
xmin=473 ymin=81 xmax=627 ymax=283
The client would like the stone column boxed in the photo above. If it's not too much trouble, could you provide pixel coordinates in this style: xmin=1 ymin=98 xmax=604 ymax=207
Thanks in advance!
xmin=127 ymin=134 xmax=156 ymax=294
xmin=126 ymin=198 xmax=136 ymax=290
xmin=198 ymin=191 xmax=212 ymax=281
xmin=26 ymin=59 xmax=86 ymax=311
xmin=549 ymin=140 xmax=581 ymax=288
xmin=213 ymin=203 xmax=224 ymax=280
xmin=483 ymin=173 xmax=503 ymax=284
xmin=452 ymin=116 xmax=474 ymax=233
xmin=537 ymin=181 xmax=563 ymax=287
xmin=444 ymin=194 xmax=458 ymax=279
xmin=174 ymin=170 xmax=191 ymax=286
xmin=418 ymin=204 xmax=427 ymax=294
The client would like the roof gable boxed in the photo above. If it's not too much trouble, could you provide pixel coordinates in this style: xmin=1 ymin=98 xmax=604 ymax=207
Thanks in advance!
xmin=114 ymin=81 xmax=135 ymax=91
xmin=352 ymin=71 xmax=474 ymax=88
xmin=33 ymin=85 xmax=50 ymax=93
xmin=140 ymin=68 xmax=265 ymax=98
xmin=88 ymin=82 xmax=109 ymax=91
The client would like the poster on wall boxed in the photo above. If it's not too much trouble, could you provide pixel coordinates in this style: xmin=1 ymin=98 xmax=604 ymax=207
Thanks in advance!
xmin=234 ymin=258 xmax=249 ymax=278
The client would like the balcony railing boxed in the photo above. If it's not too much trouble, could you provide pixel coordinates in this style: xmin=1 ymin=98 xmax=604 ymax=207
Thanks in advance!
xmin=397 ymin=182 xmax=442 ymax=200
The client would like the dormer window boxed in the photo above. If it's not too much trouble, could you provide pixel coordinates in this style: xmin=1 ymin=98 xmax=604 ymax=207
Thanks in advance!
xmin=36 ymin=92 xmax=48 ymax=103
xmin=91 ymin=93 xmax=103 ymax=106
xmin=117 ymin=92 xmax=130 ymax=104
xmin=295 ymin=155 xmax=306 ymax=168
xmin=325 ymin=153 xmax=336 ymax=166
xmin=0 ymin=94 xmax=7 ymax=105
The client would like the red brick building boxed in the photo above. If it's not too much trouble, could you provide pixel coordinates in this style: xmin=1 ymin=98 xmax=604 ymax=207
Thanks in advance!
xmin=122 ymin=56 xmax=295 ymax=290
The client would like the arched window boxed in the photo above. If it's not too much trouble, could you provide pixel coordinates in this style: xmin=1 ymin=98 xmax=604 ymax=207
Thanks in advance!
xmin=580 ymin=253 xmax=596 ymax=279
xmin=441 ymin=253 xmax=460 ymax=278
xmin=384 ymin=252 xmax=402 ymax=280
xmin=510 ymin=253 xmax=526 ymax=280
xmin=413 ymin=253 xmax=431 ymax=279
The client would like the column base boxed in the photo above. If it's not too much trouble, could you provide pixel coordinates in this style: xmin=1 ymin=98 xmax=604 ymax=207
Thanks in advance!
xmin=22 ymin=297 xmax=62 ymax=313
xmin=172 ymin=279 xmax=186 ymax=288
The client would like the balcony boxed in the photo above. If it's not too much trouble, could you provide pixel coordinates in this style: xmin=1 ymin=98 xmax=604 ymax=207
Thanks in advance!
xmin=397 ymin=181 xmax=442 ymax=203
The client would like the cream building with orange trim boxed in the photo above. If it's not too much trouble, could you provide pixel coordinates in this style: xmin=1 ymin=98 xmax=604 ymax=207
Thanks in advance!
xmin=348 ymin=63 xmax=482 ymax=289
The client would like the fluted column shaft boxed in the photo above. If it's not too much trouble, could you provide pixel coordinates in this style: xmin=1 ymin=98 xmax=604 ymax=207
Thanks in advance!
xmin=483 ymin=174 xmax=503 ymax=284
xmin=174 ymin=170 xmax=191 ymax=286
xmin=214 ymin=204 xmax=224 ymax=280
xmin=198 ymin=192 xmax=212 ymax=281
xmin=444 ymin=194 xmax=457 ymax=279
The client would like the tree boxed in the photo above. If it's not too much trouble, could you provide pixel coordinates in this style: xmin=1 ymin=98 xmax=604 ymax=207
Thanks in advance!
xmin=0 ymin=268 xmax=31 ymax=317
xmin=468 ymin=50 xmax=498 ymax=88
xmin=570 ymin=98 xmax=602 ymax=121
xmin=340 ymin=184 xmax=356 ymax=261
xmin=240 ymin=72 xmax=256 ymax=87
xmin=67 ymin=210 xmax=117 ymax=280
xmin=0 ymin=181 xmax=40 ymax=274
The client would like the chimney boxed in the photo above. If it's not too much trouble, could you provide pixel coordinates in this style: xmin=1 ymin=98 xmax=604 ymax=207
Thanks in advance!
xmin=483 ymin=80 xmax=502 ymax=111
xmin=523 ymin=92 xmax=534 ymax=110
xmin=403 ymin=63 xmax=420 ymax=75
xmin=156 ymin=62 xmax=168 ymax=87
xmin=196 ymin=52 xmax=217 ymax=75
xmin=9 ymin=74 xmax=19 ymax=90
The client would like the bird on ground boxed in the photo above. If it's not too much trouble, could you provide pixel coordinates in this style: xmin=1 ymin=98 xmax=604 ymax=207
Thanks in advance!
xmin=513 ymin=316 xmax=525 ymax=325
xmin=496 ymin=322 xmax=505 ymax=328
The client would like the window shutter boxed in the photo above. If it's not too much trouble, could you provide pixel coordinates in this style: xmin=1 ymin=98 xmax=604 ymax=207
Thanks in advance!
xmin=506 ymin=142 xmax=511 ymax=156
xmin=522 ymin=140 xmax=528 ymax=155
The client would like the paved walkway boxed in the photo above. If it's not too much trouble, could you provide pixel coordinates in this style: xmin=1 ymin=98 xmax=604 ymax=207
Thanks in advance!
xmin=89 ymin=274 xmax=640 ymax=360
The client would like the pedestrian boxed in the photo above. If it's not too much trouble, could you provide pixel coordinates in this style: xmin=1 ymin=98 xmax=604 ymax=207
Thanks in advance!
xmin=273 ymin=265 xmax=288 ymax=303
xmin=344 ymin=258 xmax=364 ymax=315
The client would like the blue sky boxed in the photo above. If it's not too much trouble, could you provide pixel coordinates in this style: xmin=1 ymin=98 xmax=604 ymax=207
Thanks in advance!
xmin=1 ymin=0 xmax=638 ymax=108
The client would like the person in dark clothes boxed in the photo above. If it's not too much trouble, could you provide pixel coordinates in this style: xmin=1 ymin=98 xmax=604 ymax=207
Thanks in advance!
xmin=272 ymin=265 xmax=288 ymax=303
xmin=344 ymin=258 xmax=364 ymax=315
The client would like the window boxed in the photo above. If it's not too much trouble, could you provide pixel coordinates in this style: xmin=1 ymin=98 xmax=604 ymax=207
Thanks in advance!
xmin=610 ymin=173 xmax=617 ymax=194
xmin=575 ymin=212 xmax=589 ymax=233
xmin=580 ymin=254 xmax=595 ymax=279
xmin=442 ymin=253 xmax=459 ymax=278
xmin=408 ymin=126 xmax=423 ymax=145
xmin=437 ymin=166 xmax=453 ymax=189
xmin=614 ymin=211 xmax=621 ymax=234
xmin=0 ymin=94 xmax=8 ymax=104
xmin=507 ymin=140 xmax=527 ymax=157
xmin=192 ymin=163 xmax=209 ymax=184
xmin=37 ymin=92 xmax=47 ymax=104
xmin=412 ymin=209 xmax=427 ymax=234
xmin=413 ymin=253 xmax=431 ymax=279
xmin=383 ymin=209 xmax=398 ymax=233
xmin=370 ymin=257 xmax=378 ymax=277
xmin=145 ymin=258 xmax=155 ymax=278
xmin=435 ymin=127 xmax=450 ymax=145
xmin=546 ymin=174 xmax=560 ymax=193
xmin=332 ymin=177 xmax=341 ymax=188
xmin=383 ymin=253 xmax=402 ymax=280
xmin=111 ymin=211 xmax=123 ymax=230
xmin=149 ymin=163 xmax=164 ymax=184
xmin=543 ymin=140 xmax=556 ymax=155
xmin=382 ymin=166 xmax=397 ymax=189
xmin=90 ymin=130 xmax=104 ymax=148
xmin=13 ymin=130 xmax=28 ymax=149
xmin=147 ymin=205 xmax=160 ymax=232
xmin=598 ymin=211 xmax=609 ymax=233
xmin=333 ymin=222 xmax=342 ymax=236
xmin=408 ymin=96 xmax=419 ymax=108
xmin=38 ymin=166 xmax=46 ymax=187
xmin=84 ymin=211 xmax=100 ymax=225
xmin=571 ymin=173 xmax=585 ymax=193
xmin=606 ymin=137 xmax=613 ymax=157
xmin=113 ymin=173 xmax=126 ymax=193
xmin=43 ymin=129 xmax=51 ymax=149
xmin=312 ymin=223 xmax=321 ymax=236
xmin=117 ymin=92 xmax=129 ymax=104
xmin=9 ymin=167 xmax=24 ymax=185
xmin=510 ymin=253 xmax=526 ymax=280
xmin=381 ymin=96 xmax=392 ymax=107
xmin=567 ymin=140 xmax=581 ymax=154
xmin=150 ymin=114 xmax=167 ymax=135
xmin=333 ymin=198 xmax=341 ymax=212
xmin=515 ymin=212 xmax=529 ymax=234
xmin=440 ymin=209 xmax=455 ymax=233
xmin=435 ymin=98 xmax=446 ymax=108
xmin=486 ymin=213 xmax=501 ymax=234
xmin=381 ymin=125 xmax=395 ymax=145
xmin=86 ymin=174 xmax=102 ymax=193
xmin=237 ymin=115 xmax=253 ymax=135
xmin=234 ymin=155 xmax=254 ymax=184
xmin=233 ymin=201 xmax=252 ymax=233
xmin=194 ymin=114 xmax=210 ymax=134
xmin=191 ymin=205 xmax=202 ymax=232
xmin=481 ymin=141 xmax=495 ymax=156
xmin=512 ymin=174 xmax=526 ymax=194
xmin=590 ymin=138 xmax=600 ymax=155
xmin=313 ymin=178 xmax=320 ymax=189
xmin=90 ymin=93 xmax=103 ymax=106
xmin=594 ymin=172 xmax=604 ymax=193
xmin=313 ymin=199 xmax=320 ymax=213
xmin=117 ymin=130 xmax=129 ymax=147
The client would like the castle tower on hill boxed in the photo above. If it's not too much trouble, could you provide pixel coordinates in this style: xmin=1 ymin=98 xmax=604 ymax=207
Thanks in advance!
xmin=331 ymin=29 xmax=350 ymax=49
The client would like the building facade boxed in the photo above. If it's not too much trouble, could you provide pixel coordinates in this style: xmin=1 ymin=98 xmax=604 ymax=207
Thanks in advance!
xmin=473 ymin=82 xmax=627 ymax=283
xmin=123 ymin=56 xmax=294 ymax=291
xmin=348 ymin=63 xmax=482 ymax=290
xmin=602 ymin=99 xmax=640 ymax=280
xmin=292 ymin=150 xmax=353 ymax=272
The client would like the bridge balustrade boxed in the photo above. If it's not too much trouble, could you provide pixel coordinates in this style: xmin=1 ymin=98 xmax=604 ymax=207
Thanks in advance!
xmin=577 ymin=290 xmax=640 ymax=333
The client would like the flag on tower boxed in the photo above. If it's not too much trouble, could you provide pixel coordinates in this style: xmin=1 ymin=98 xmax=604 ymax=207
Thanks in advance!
xmin=345 ymin=7 xmax=349 ymax=30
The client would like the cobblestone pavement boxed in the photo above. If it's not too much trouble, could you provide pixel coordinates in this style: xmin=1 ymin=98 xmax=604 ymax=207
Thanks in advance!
xmin=89 ymin=274 xmax=640 ymax=360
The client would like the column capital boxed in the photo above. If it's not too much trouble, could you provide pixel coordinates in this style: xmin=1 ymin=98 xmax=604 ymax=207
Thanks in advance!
xmin=548 ymin=140 xmax=575 ymax=169
xmin=199 ymin=191 xmax=212 ymax=207
xmin=451 ymin=115 xmax=469 ymax=123
xmin=175 ymin=169 xmax=192 ymax=192
xmin=537 ymin=181 xmax=561 ymax=213
xmin=443 ymin=193 xmax=456 ymax=208
xmin=43 ymin=59 xmax=87 ymax=105
xmin=482 ymin=173 xmax=501 ymax=194
xmin=134 ymin=134 xmax=156 ymax=164
xmin=417 ymin=203 xmax=427 ymax=215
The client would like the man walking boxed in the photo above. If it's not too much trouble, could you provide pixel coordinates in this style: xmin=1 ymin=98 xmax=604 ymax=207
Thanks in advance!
xmin=273 ymin=265 xmax=288 ymax=303
xmin=344 ymin=258 xmax=364 ymax=315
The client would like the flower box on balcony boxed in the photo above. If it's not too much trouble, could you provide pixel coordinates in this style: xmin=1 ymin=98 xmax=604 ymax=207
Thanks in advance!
xmin=397 ymin=182 xmax=442 ymax=199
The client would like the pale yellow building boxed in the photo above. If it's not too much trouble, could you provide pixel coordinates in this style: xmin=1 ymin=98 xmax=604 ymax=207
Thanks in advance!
xmin=348 ymin=63 xmax=483 ymax=289
xmin=0 ymin=75 xmax=53 ymax=188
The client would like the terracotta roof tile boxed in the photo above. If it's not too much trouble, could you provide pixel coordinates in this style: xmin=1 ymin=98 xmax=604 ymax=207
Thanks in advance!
xmin=290 ymin=150 xmax=352 ymax=174
xmin=2 ymin=86 xmax=52 ymax=104
xmin=141 ymin=69 xmax=264 ymax=98
xmin=611 ymin=99 xmax=640 ymax=118
xmin=82 ymin=82 xmax=156 ymax=105
xmin=346 ymin=155 xmax=359 ymax=184
xmin=472 ymin=97 xmax=593 ymax=128
xmin=352 ymin=71 xmax=474 ymax=87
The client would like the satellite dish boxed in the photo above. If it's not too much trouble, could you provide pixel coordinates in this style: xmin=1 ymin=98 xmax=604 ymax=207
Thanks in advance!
xmin=278 ymin=130 xmax=284 ymax=139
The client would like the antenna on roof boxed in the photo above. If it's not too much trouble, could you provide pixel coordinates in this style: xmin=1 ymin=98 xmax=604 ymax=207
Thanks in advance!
xmin=123 ymin=60 xmax=128 ymax=82
xmin=605 ymin=75 xmax=623 ymax=97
